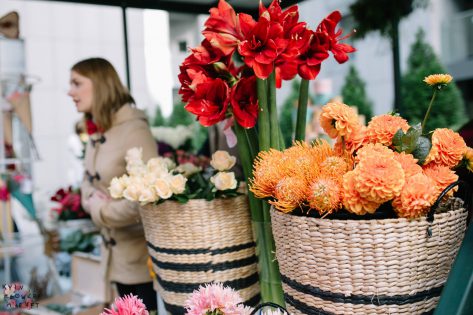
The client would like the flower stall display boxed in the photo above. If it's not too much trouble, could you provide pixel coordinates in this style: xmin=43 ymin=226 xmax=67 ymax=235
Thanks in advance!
xmin=109 ymin=148 xmax=259 ymax=314
xmin=178 ymin=0 xmax=355 ymax=305
xmin=249 ymin=75 xmax=471 ymax=314
xmin=50 ymin=187 xmax=89 ymax=221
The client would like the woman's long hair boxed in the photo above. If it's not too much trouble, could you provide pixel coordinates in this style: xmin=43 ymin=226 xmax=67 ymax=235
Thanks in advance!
xmin=71 ymin=57 xmax=134 ymax=131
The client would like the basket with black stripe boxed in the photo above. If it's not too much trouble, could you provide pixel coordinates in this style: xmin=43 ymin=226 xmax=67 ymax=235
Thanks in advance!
xmin=140 ymin=195 xmax=260 ymax=314
xmin=270 ymin=182 xmax=471 ymax=315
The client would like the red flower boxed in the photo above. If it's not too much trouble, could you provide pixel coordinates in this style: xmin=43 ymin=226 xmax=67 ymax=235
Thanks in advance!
xmin=85 ymin=119 xmax=98 ymax=135
xmin=296 ymin=30 xmax=330 ymax=80
xmin=183 ymin=39 xmax=224 ymax=66
xmin=178 ymin=65 xmax=210 ymax=103
xmin=317 ymin=11 xmax=355 ymax=64
xmin=202 ymin=0 xmax=244 ymax=55
xmin=231 ymin=76 xmax=259 ymax=128
xmin=185 ymin=78 xmax=229 ymax=126
xmin=51 ymin=187 xmax=88 ymax=220
xmin=238 ymin=11 xmax=287 ymax=79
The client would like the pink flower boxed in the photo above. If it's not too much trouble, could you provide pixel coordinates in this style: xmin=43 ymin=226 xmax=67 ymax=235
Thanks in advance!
xmin=100 ymin=294 xmax=149 ymax=315
xmin=185 ymin=283 xmax=251 ymax=315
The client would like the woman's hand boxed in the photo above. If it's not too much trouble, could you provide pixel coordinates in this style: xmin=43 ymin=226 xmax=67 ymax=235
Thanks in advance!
xmin=88 ymin=190 xmax=110 ymax=214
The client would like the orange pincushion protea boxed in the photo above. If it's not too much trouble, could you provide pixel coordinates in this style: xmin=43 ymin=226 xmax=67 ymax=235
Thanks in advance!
xmin=366 ymin=114 xmax=410 ymax=146
xmin=425 ymin=128 xmax=467 ymax=168
xmin=307 ymin=177 xmax=342 ymax=215
xmin=423 ymin=163 xmax=458 ymax=198
xmin=250 ymin=149 xmax=285 ymax=199
xmin=319 ymin=102 xmax=361 ymax=141
xmin=393 ymin=152 xmax=423 ymax=178
xmin=392 ymin=173 xmax=437 ymax=219
xmin=270 ymin=177 xmax=307 ymax=213
xmin=355 ymin=155 xmax=405 ymax=203
xmin=282 ymin=141 xmax=320 ymax=183
xmin=320 ymin=156 xmax=352 ymax=180
xmin=342 ymin=170 xmax=380 ymax=215
xmin=355 ymin=143 xmax=395 ymax=164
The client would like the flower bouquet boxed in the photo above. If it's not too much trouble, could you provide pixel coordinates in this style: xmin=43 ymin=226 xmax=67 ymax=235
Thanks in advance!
xmin=109 ymin=148 xmax=260 ymax=314
xmin=50 ymin=187 xmax=89 ymax=221
xmin=249 ymin=75 xmax=471 ymax=314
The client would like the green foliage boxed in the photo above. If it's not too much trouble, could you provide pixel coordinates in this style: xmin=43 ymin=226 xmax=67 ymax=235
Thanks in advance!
xmin=168 ymin=101 xmax=194 ymax=127
xmin=341 ymin=65 xmax=374 ymax=120
xmin=152 ymin=106 xmax=166 ymax=127
xmin=402 ymin=29 xmax=466 ymax=132
xmin=60 ymin=230 xmax=96 ymax=254
xmin=392 ymin=123 xmax=432 ymax=164
xmin=279 ymin=80 xmax=300 ymax=147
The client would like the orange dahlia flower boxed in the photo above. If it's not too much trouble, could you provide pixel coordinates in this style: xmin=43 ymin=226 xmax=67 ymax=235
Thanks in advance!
xmin=423 ymin=74 xmax=452 ymax=87
xmin=319 ymin=102 xmax=361 ymax=141
xmin=307 ymin=177 xmax=342 ymax=215
xmin=250 ymin=149 xmax=285 ymax=198
xmin=355 ymin=143 xmax=395 ymax=164
xmin=366 ymin=114 xmax=410 ymax=146
xmin=425 ymin=128 xmax=467 ymax=168
xmin=393 ymin=152 xmax=423 ymax=178
xmin=270 ymin=177 xmax=307 ymax=213
xmin=355 ymin=155 xmax=405 ymax=203
xmin=342 ymin=170 xmax=380 ymax=215
xmin=423 ymin=163 xmax=458 ymax=198
xmin=392 ymin=173 xmax=437 ymax=219
xmin=334 ymin=125 xmax=369 ymax=155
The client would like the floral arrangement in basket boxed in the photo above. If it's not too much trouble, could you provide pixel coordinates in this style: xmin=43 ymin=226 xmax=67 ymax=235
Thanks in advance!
xmin=109 ymin=147 xmax=241 ymax=205
xmin=185 ymin=283 xmax=288 ymax=315
xmin=250 ymin=74 xmax=472 ymax=219
xmin=50 ymin=186 xmax=89 ymax=221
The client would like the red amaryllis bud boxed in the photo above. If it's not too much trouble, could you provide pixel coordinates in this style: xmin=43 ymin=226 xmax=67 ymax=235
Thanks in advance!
xmin=230 ymin=76 xmax=259 ymax=128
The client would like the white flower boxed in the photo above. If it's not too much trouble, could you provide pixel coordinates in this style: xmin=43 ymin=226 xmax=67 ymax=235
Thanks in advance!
xmin=126 ymin=161 xmax=147 ymax=177
xmin=210 ymin=151 xmax=236 ymax=171
xmin=175 ymin=162 xmax=202 ymax=177
xmin=123 ymin=179 xmax=146 ymax=202
xmin=109 ymin=175 xmax=128 ymax=199
xmin=210 ymin=172 xmax=238 ymax=191
xmin=125 ymin=147 xmax=143 ymax=164
xmin=146 ymin=158 xmax=170 ymax=177
xmin=168 ymin=174 xmax=187 ymax=194
xmin=151 ymin=125 xmax=193 ymax=149
xmin=139 ymin=187 xmax=158 ymax=205
xmin=153 ymin=178 xmax=173 ymax=199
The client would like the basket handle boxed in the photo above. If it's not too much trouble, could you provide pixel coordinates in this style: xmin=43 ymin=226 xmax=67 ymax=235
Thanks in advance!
xmin=426 ymin=180 xmax=472 ymax=237
xmin=250 ymin=302 xmax=290 ymax=315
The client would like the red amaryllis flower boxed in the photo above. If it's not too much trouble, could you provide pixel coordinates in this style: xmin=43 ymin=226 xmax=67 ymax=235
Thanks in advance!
xmin=317 ymin=11 xmax=355 ymax=64
xmin=294 ymin=29 xmax=330 ymax=80
xmin=183 ymin=39 xmax=224 ymax=66
xmin=202 ymin=0 xmax=244 ymax=56
xmin=185 ymin=78 xmax=229 ymax=127
xmin=260 ymin=0 xmax=300 ymax=36
xmin=178 ymin=65 xmax=210 ymax=102
xmin=238 ymin=11 xmax=287 ymax=79
xmin=230 ymin=76 xmax=258 ymax=128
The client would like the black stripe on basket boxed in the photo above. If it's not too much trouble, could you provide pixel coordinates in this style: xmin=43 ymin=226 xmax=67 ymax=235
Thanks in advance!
xmin=282 ymin=274 xmax=443 ymax=306
xmin=163 ymin=300 xmax=186 ymax=315
xmin=151 ymin=255 xmax=257 ymax=272
xmin=147 ymin=241 xmax=255 ymax=256
xmin=285 ymin=293 xmax=435 ymax=315
xmin=245 ymin=293 xmax=261 ymax=307
xmin=156 ymin=272 xmax=259 ymax=294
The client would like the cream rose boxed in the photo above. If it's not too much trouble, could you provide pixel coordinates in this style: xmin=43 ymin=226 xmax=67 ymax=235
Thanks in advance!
xmin=210 ymin=172 xmax=238 ymax=191
xmin=210 ymin=151 xmax=237 ymax=171
xmin=125 ymin=147 xmax=143 ymax=164
xmin=109 ymin=175 xmax=128 ymax=199
xmin=139 ymin=187 xmax=158 ymax=205
xmin=146 ymin=158 xmax=169 ymax=178
xmin=169 ymin=174 xmax=187 ymax=194
xmin=126 ymin=161 xmax=146 ymax=177
xmin=153 ymin=178 xmax=173 ymax=199
xmin=175 ymin=162 xmax=202 ymax=177
xmin=123 ymin=180 xmax=146 ymax=202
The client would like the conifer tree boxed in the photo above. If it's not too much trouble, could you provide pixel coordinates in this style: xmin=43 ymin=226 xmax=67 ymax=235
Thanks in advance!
xmin=341 ymin=65 xmax=374 ymax=121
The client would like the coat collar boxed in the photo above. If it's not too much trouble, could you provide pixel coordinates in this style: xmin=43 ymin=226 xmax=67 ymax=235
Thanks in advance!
xmin=111 ymin=104 xmax=148 ymax=128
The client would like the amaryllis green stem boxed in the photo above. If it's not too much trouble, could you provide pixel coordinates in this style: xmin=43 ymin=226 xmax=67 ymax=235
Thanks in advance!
xmin=421 ymin=89 xmax=437 ymax=134
xmin=295 ymin=79 xmax=309 ymax=141
xmin=268 ymin=72 xmax=280 ymax=149
xmin=257 ymin=78 xmax=270 ymax=151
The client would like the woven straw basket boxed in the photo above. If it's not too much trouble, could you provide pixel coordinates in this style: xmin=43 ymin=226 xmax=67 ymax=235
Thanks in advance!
xmin=139 ymin=195 xmax=260 ymax=314
xmin=271 ymin=196 xmax=469 ymax=315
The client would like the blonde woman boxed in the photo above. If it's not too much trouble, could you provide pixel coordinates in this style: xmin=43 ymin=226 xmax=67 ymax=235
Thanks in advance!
xmin=68 ymin=57 xmax=157 ymax=311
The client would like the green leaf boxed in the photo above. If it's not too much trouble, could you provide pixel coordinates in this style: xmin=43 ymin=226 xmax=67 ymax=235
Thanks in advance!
xmin=174 ymin=194 xmax=189 ymax=204
xmin=412 ymin=136 xmax=432 ymax=165
xmin=392 ymin=128 xmax=405 ymax=152
xmin=402 ymin=126 xmax=421 ymax=153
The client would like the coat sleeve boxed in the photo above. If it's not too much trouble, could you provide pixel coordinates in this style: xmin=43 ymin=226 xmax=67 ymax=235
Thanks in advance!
xmin=81 ymin=176 xmax=95 ymax=214
xmin=89 ymin=124 xmax=158 ymax=229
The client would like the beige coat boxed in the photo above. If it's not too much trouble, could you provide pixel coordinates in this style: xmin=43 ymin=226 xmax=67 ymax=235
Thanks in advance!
xmin=81 ymin=104 xmax=157 ymax=287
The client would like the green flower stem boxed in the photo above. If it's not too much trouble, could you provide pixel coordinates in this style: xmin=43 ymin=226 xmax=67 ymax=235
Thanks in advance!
xmin=421 ymin=89 xmax=437 ymax=134
xmin=278 ymin=127 xmax=286 ymax=151
xmin=268 ymin=72 xmax=280 ymax=149
xmin=257 ymin=78 xmax=270 ymax=151
xmin=295 ymin=79 xmax=309 ymax=141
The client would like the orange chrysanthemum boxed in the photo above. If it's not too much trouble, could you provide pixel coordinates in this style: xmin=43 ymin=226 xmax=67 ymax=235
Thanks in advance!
xmin=334 ymin=125 xmax=369 ymax=155
xmin=250 ymin=149 xmax=285 ymax=198
xmin=355 ymin=155 xmax=405 ymax=203
xmin=392 ymin=152 xmax=422 ymax=178
xmin=423 ymin=163 xmax=458 ymax=198
xmin=342 ymin=170 xmax=380 ymax=215
xmin=392 ymin=173 xmax=437 ymax=219
xmin=355 ymin=143 xmax=395 ymax=164
xmin=319 ymin=102 xmax=361 ymax=141
xmin=423 ymin=74 xmax=452 ymax=87
xmin=366 ymin=114 xmax=410 ymax=146
xmin=270 ymin=177 xmax=307 ymax=213
xmin=464 ymin=147 xmax=473 ymax=172
xmin=425 ymin=128 xmax=467 ymax=168
xmin=307 ymin=177 xmax=342 ymax=215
